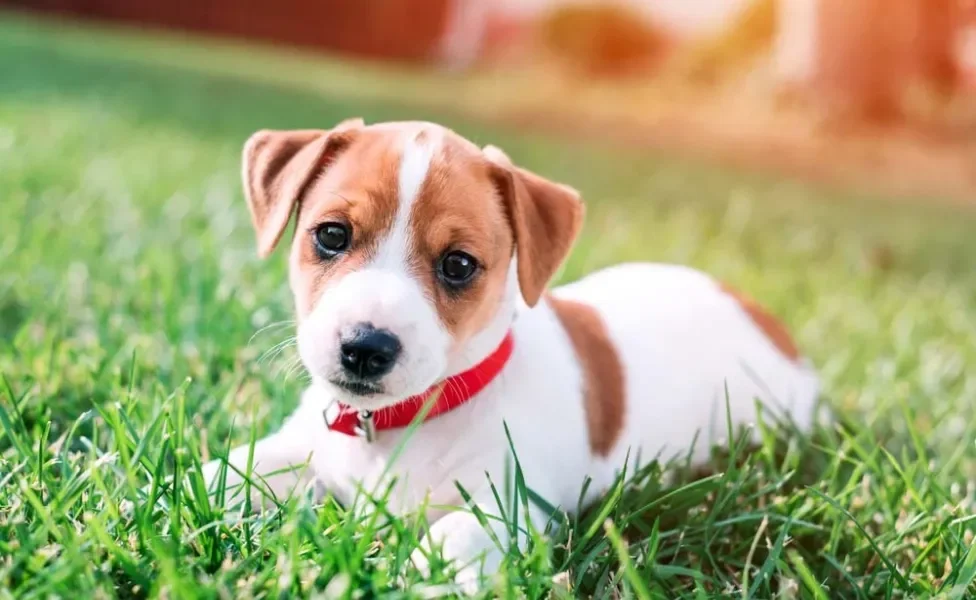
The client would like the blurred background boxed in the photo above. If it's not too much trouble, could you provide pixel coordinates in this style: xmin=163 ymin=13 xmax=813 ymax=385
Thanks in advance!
xmin=3 ymin=0 xmax=976 ymax=200
xmin=2 ymin=5 xmax=976 ymax=595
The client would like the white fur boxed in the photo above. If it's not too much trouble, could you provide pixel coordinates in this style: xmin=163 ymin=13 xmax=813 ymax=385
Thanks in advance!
xmin=206 ymin=138 xmax=821 ymax=593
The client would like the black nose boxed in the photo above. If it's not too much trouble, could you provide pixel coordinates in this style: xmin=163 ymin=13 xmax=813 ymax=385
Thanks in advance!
xmin=340 ymin=324 xmax=401 ymax=380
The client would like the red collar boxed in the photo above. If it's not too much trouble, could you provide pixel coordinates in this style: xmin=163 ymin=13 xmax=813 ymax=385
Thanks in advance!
xmin=325 ymin=332 xmax=514 ymax=440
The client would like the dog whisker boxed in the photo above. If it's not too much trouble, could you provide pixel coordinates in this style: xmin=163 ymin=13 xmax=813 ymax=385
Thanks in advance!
xmin=248 ymin=320 xmax=296 ymax=346
xmin=281 ymin=357 xmax=308 ymax=383
xmin=259 ymin=336 xmax=297 ymax=365
xmin=269 ymin=352 xmax=300 ymax=380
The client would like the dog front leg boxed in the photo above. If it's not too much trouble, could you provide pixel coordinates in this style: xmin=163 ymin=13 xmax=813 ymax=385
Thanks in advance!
xmin=201 ymin=413 xmax=319 ymax=510
xmin=412 ymin=490 xmax=550 ymax=594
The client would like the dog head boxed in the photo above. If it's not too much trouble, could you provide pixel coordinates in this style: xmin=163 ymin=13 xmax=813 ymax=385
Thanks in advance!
xmin=242 ymin=119 xmax=584 ymax=410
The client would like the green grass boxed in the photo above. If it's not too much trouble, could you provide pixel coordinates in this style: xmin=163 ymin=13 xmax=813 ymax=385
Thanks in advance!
xmin=3 ymin=12 xmax=976 ymax=599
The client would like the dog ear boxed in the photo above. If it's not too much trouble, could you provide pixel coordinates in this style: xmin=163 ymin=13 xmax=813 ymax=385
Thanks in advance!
xmin=242 ymin=118 xmax=363 ymax=257
xmin=484 ymin=145 xmax=584 ymax=307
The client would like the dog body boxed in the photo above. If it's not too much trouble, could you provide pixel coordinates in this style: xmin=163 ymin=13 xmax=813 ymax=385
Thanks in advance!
xmin=202 ymin=120 xmax=819 ymax=590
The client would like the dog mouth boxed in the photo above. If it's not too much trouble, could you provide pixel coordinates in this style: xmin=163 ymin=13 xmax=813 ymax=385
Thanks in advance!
xmin=330 ymin=379 xmax=383 ymax=397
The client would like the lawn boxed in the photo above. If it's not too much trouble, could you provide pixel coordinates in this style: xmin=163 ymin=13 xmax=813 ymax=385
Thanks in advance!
xmin=2 ymin=13 xmax=976 ymax=599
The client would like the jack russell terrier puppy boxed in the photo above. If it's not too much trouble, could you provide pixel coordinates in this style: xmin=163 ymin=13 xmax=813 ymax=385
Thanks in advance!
xmin=201 ymin=118 xmax=820 ymax=590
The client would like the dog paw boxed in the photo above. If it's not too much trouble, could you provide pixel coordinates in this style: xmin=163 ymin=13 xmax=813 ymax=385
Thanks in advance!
xmin=410 ymin=503 xmax=519 ymax=595
xmin=452 ymin=562 xmax=490 ymax=596
xmin=409 ymin=546 xmax=432 ymax=577
xmin=409 ymin=545 xmax=492 ymax=596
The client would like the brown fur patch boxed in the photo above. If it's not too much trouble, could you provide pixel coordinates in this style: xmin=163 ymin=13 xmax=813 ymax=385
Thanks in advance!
xmin=548 ymin=296 xmax=626 ymax=456
xmin=288 ymin=129 xmax=402 ymax=317
xmin=409 ymin=139 xmax=514 ymax=343
xmin=719 ymin=283 xmax=801 ymax=362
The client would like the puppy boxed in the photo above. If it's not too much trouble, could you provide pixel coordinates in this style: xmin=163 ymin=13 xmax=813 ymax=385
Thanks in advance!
xmin=202 ymin=118 xmax=820 ymax=591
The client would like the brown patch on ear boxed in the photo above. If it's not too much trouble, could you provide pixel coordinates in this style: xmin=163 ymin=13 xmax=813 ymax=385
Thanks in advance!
xmin=485 ymin=145 xmax=584 ymax=306
xmin=548 ymin=295 xmax=625 ymax=457
xmin=242 ymin=125 xmax=358 ymax=257
xmin=719 ymin=283 xmax=801 ymax=362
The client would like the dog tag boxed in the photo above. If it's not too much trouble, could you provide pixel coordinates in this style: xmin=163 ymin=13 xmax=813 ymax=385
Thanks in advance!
xmin=356 ymin=410 xmax=376 ymax=443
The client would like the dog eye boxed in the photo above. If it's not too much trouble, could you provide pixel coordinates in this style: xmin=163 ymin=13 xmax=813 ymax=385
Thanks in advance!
xmin=438 ymin=251 xmax=478 ymax=287
xmin=313 ymin=222 xmax=350 ymax=258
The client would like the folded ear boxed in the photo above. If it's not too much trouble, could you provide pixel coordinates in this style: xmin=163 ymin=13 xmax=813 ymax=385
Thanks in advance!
xmin=242 ymin=118 xmax=363 ymax=257
xmin=485 ymin=145 xmax=585 ymax=306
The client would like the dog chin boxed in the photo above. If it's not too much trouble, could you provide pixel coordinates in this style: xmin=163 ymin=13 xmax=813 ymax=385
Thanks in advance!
xmin=315 ymin=373 xmax=436 ymax=411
